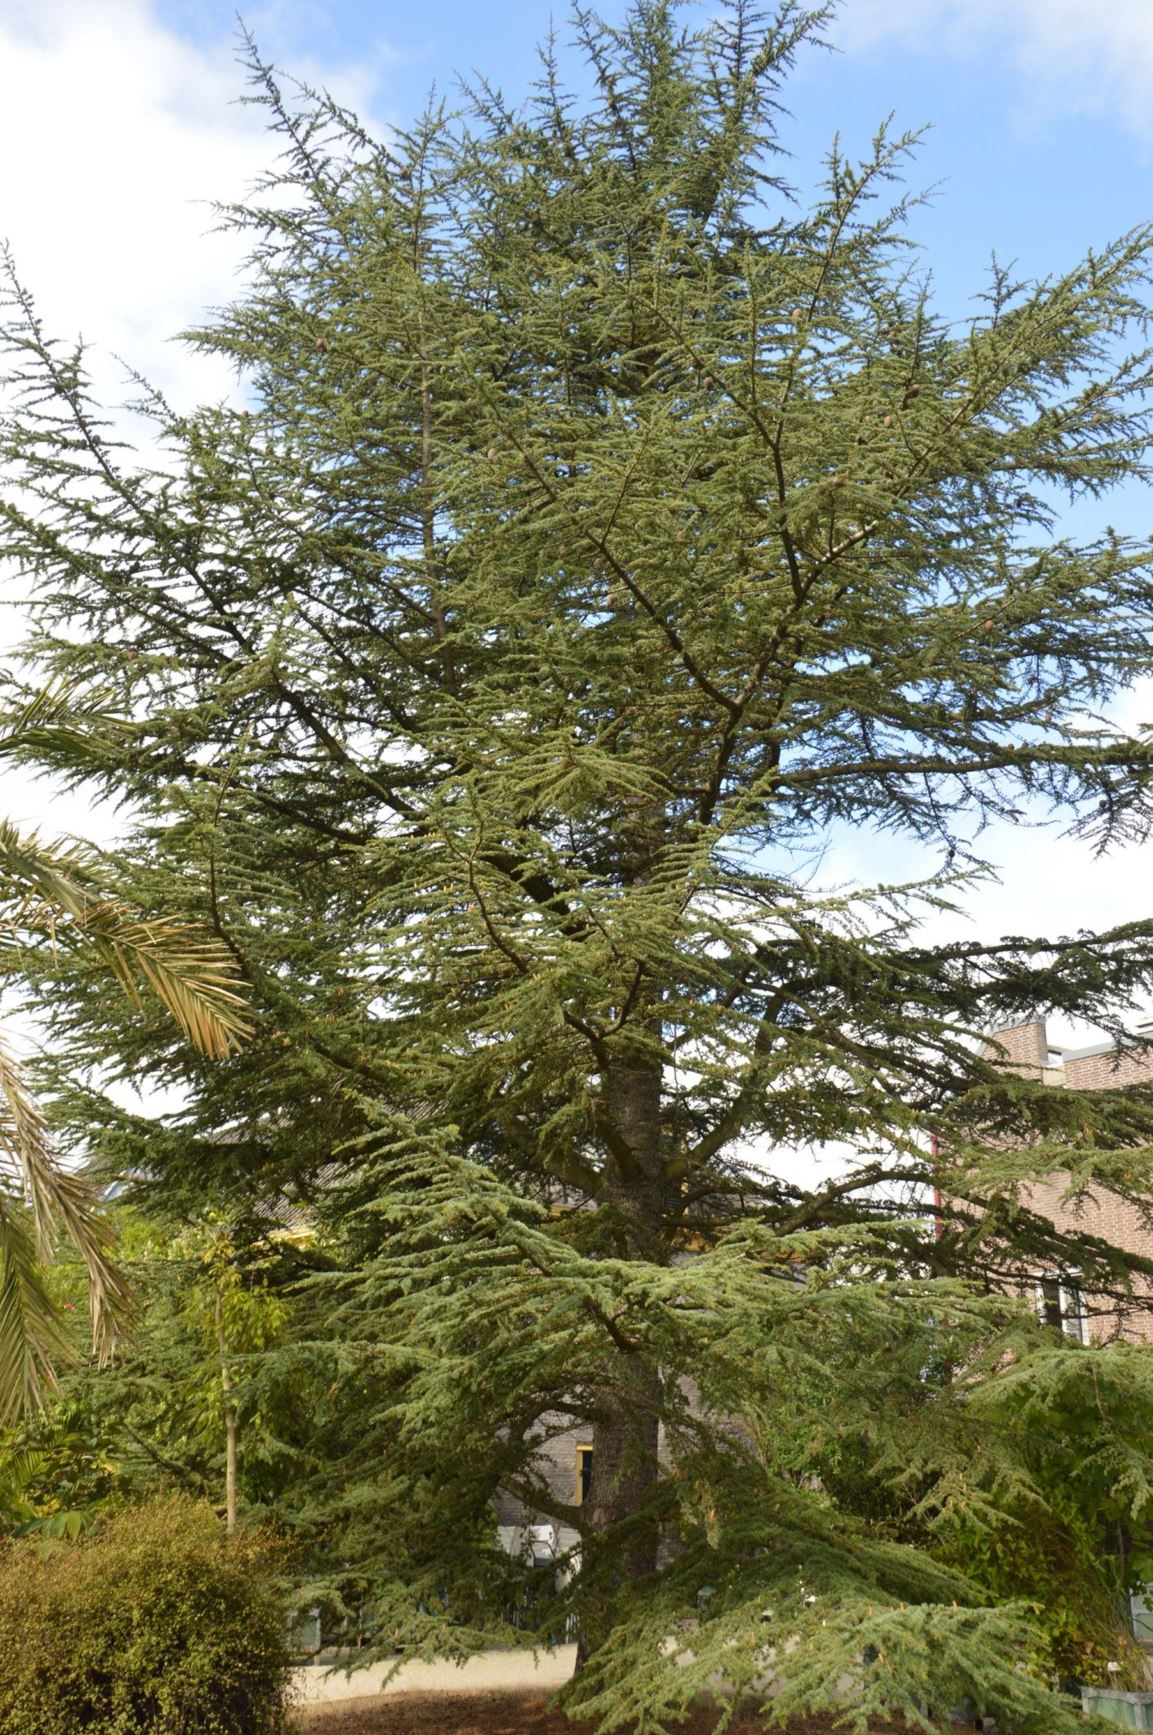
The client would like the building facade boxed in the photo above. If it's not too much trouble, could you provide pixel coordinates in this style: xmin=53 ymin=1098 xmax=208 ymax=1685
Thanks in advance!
xmin=987 ymin=1017 xmax=1153 ymax=1344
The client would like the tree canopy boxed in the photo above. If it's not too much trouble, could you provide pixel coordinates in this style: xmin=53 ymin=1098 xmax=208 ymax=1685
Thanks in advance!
xmin=5 ymin=2 xmax=1153 ymax=1727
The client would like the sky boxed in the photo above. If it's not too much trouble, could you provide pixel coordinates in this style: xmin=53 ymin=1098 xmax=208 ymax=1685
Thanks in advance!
xmin=2 ymin=0 xmax=1153 ymax=1052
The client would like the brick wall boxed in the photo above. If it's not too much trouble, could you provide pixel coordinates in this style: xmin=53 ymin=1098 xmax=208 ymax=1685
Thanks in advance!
xmin=1064 ymin=1044 xmax=1153 ymax=1092
xmin=985 ymin=1020 xmax=1047 ymax=1075
xmin=990 ymin=1019 xmax=1153 ymax=1344
xmin=1016 ymin=1171 xmax=1153 ymax=1344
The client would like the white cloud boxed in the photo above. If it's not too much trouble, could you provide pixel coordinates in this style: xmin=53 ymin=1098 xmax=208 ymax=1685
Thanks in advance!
xmin=840 ymin=0 xmax=1153 ymax=143
xmin=0 ymin=0 xmax=389 ymax=411
xmin=0 ymin=0 xmax=392 ymax=841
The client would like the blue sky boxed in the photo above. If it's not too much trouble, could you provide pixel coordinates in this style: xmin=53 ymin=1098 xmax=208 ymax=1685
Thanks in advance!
xmin=148 ymin=0 xmax=1153 ymax=535
xmin=3 ymin=0 xmax=1153 ymax=1044
xmin=146 ymin=0 xmax=1153 ymax=313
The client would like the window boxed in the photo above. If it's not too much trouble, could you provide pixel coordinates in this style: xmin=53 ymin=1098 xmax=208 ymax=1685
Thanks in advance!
xmin=1130 ymin=1589 xmax=1153 ymax=1647
xmin=1036 ymin=1276 xmax=1088 ymax=1344
xmin=526 ymin=1523 xmax=556 ymax=1566
xmin=576 ymin=1444 xmax=594 ymax=1505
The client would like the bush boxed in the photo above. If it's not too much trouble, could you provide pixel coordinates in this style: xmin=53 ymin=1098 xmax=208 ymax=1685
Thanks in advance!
xmin=0 ymin=1493 xmax=294 ymax=1733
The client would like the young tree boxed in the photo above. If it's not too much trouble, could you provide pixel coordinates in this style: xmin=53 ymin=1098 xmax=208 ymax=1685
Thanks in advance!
xmin=1 ymin=1202 xmax=314 ymax=1540
xmin=7 ymin=2 xmax=1153 ymax=1725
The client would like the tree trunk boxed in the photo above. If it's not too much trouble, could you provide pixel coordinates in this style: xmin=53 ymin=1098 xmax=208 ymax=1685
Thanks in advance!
xmin=578 ymin=1059 xmax=665 ymax=1663
xmin=215 ymin=1286 xmax=239 ymax=1537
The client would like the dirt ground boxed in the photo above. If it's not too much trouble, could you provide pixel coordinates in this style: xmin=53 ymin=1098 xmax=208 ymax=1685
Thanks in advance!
xmin=292 ymin=1689 xmax=975 ymax=1734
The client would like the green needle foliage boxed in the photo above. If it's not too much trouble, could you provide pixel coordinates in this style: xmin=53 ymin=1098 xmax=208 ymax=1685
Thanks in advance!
xmin=7 ymin=1 xmax=1153 ymax=1725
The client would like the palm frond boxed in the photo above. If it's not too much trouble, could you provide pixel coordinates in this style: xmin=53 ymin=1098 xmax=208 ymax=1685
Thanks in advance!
xmin=66 ymin=906 xmax=252 ymax=1062
xmin=0 ymin=807 xmax=248 ymax=1416
xmin=0 ymin=1198 xmax=74 ymax=1422
xmin=0 ymin=1040 xmax=131 ymax=1408
xmin=0 ymin=680 xmax=130 ymax=776
xmin=0 ymin=820 xmax=251 ymax=1058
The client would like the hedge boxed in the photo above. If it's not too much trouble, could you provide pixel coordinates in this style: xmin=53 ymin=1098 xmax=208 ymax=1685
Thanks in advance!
xmin=0 ymin=1493 xmax=293 ymax=1733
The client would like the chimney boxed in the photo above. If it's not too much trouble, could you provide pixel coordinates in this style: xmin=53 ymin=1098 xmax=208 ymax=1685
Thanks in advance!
xmin=985 ymin=1019 xmax=1047 ymax=1076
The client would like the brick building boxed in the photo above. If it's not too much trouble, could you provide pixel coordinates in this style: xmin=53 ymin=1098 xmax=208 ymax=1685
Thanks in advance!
xmin=987 ymin=1017 xmax=1153 ymax=1343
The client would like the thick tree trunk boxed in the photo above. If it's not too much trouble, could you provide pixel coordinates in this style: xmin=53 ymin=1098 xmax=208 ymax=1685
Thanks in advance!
xmin=601 ymin=1060 xmax=664 ymax=1249
xmin=582 ymin=1352 xmax=662 ymax=1587
xmin=578 ymin=1060 xmax=665 ymax=1663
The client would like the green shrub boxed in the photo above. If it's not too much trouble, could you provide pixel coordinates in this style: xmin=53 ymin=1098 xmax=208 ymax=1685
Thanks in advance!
xmin=0 ymin=1493 xmax=294 ymax=1733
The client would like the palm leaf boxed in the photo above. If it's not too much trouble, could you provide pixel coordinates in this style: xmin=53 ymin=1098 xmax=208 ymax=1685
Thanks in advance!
xmin=0 ymin=679 xmax=130 ymax=777
xmin=0 ymin=1039 xmax=132 ymax=1419
xmin=0 ymin=1199 xmax=74 ymax=1422
xmin=0 ymin=689 xmax=249 ymax=1415
xmin=0 ymin=820 xmax=251 ymax=1058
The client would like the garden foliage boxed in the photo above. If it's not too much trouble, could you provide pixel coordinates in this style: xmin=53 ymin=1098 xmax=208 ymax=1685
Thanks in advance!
xmin=0 ymin=1494 xmax=292 ymax=1734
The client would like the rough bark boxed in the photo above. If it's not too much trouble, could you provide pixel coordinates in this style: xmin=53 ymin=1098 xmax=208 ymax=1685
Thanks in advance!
xmin=578 ymin=1059 xmax=665 ymax=1662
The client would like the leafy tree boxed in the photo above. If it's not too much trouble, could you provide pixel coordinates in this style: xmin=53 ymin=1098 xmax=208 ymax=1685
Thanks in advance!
xmin=174 ymin=1220 xmax=290 ymax=1533
xmin=814 ymin=1326 xmax=1153 ymax=1690
xmin=9 ymin=1205 xmax=305 ymax=1533
xmin=7 ymin=2 xmax=1153 ymax=1726
xmin=0 ymin=1400 xmax=123 ymax=1540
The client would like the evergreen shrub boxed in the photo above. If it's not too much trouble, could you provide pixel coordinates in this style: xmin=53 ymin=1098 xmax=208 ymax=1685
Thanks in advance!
xmin=0 ymin=1493 xmax=293 ymax=1733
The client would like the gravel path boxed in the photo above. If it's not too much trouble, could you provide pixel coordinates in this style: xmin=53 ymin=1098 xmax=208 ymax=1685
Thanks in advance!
xmin=291 ymin=1687 xmax=973 ymax=1733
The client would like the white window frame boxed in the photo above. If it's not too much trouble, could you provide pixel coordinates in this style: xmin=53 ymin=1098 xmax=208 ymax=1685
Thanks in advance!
xmin=1035 ymin=1274 xmax=1089 ymax=1344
